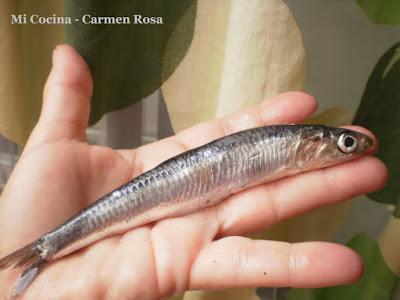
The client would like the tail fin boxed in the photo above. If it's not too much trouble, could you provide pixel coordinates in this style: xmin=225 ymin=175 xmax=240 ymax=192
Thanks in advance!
xmin=12 ymin=260 xmax=46 ymax=299
xmin=0 ymin=241 xmax=47 ymax=298
xmin=0 ymin=242 xmax=41 ymax=270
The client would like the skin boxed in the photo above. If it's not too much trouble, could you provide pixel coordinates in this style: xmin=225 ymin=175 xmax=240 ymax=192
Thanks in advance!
xmin=0 ymin=45 xmax=388 ymax=300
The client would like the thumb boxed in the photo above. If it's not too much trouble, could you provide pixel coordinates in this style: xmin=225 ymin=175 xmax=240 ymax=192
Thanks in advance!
xmin=25 ymin=44 xmax=93 ymax=151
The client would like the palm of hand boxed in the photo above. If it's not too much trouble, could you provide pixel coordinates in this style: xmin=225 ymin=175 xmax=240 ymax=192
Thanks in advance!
xmin=0 ymin=45 xmax=387 ymax=299
xmin=0 ymin=131 xmax=267 ymax=299
xmin=1 ymin=140 xmax=132 ymax=240
xmin=1 ymin=137 xmax=203 ymax=299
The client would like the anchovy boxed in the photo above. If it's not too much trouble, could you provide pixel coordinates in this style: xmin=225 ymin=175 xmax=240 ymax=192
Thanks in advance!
xmin=0 ymin=125 xmax=372 ymax=297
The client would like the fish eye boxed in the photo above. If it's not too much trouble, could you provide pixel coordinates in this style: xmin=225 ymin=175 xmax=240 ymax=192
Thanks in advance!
xmin=338 ymin=133 xmax=358 ymax=153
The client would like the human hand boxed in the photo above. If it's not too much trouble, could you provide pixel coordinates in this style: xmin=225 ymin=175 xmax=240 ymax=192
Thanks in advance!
xmin=0 ymin=45 xmax=387 ymax=299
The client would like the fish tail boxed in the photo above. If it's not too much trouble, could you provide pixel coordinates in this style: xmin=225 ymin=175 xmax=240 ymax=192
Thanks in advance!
xmin=11 ymin=260 xmax=47 ymax=298
xmin=0 ymin=241 xmax=48 ymax=298
xmin=0 ymin=241 xmax=42 ymax=270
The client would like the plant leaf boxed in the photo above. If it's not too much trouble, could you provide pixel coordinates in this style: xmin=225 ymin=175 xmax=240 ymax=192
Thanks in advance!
xmin=353 ymin=41 xmax=400 ymax=209
xmin=357 ymin=0 xmax=400 ymax=25
xmin=287 ymin=234 xmax=399 ymax=300
xmin=162 ymin=0 xmax=305 ymax=133
xmin=65 ymin=0 xmax=196 ymax=124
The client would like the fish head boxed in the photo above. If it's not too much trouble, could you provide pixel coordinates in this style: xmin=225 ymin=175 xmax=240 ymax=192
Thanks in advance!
xmin=295 ymin=125 xmax=373 ymax=168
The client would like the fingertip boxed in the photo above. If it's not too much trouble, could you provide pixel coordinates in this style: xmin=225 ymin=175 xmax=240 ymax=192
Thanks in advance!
xmin=360 ymin=156 xmax=388 ymax=192
xmin=287 ymin=91 xmax=318 ymax=105
xmin=344 ymin=247 xmax=364 ymax=284
xmin=274 ymin=91 xmax=318 ymax=112
xmin=49 ymin=44 xmax=93 ymax=96
xmin=294 ymin=242 xmax=363 ymax=287
xmin=323 ymin=155 xmax=388 ymax=201
xmin=327 ymin=244 xmax=364 ymax=285
xmin=260 ymin=92 xmax=318 ymax=124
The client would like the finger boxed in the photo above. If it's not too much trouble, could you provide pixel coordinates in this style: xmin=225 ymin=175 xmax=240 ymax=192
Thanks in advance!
xmin=25 ymin=44 xmax=93 ymax=151
xmin=118 ymin=92 xmax=317 ymax=173
xmin=174 ymin=91 xmax=317 ymax=149
xmin=215 ymin=155 xmax=387 ymax=237
xmin=189 ymin=237 xmax=363 ymax=289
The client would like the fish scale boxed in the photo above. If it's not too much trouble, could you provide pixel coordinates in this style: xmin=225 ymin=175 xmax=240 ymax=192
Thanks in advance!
xmin=0 ymin=124 xmax=372 ymax=298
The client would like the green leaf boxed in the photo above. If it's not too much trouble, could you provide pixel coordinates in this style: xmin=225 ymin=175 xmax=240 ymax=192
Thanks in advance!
xmin=353 ymin=42 xmax=400 ymax=210
xmin=357 ymin=0 xmax=400 ymax=25
xmin=287 ymin=234 xmax=399 ymax=300
xmin=65 ymin=0 xmax=196 ymax=124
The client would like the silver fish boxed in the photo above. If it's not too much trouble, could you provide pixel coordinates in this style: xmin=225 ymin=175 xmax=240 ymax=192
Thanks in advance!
xmin=0 ymin=125 xmax=372 ymax=297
